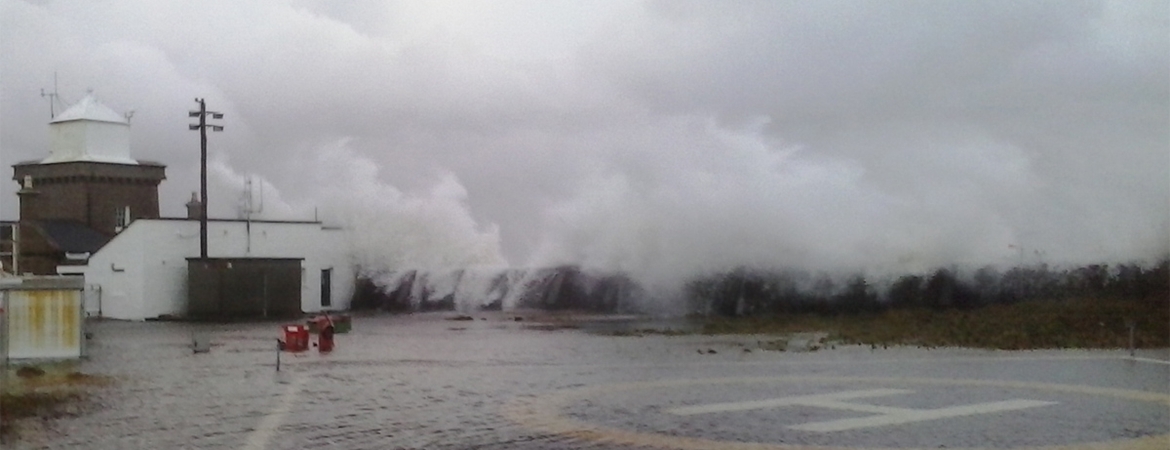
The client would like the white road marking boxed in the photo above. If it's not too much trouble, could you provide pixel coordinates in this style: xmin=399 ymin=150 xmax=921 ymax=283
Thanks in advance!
xmin=790 ymin=399 xmax=1057 ymax=432
xmin=241 ymin=376 xmax=306 ymax=450
xmin=667 ymin=388 xmax=913 ymax=416
xmin=504 ymin=375 xmax=1170 ymax=450
xmin=668 ymin=388 xmax=1057 ymax=433
xmin=1127 ymin=356 xmax=1170 ymax=366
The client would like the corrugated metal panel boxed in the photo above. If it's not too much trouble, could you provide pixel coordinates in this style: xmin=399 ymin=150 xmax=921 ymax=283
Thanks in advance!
xmin=6 ymin=289 xmax=82 ymax=359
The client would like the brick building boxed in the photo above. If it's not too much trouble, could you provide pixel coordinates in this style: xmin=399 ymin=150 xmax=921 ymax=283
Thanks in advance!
xmin=3 ymin=93 xmax=354 ymax=319
xmin=8 ymin=93 xmax=165 ymax=274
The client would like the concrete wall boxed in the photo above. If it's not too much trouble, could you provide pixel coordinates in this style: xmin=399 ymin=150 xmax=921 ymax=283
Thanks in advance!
xmin=78 ymin=219 xmax=354 ymax=320
xmin=83 ymin=219 xmax=144 ymax=319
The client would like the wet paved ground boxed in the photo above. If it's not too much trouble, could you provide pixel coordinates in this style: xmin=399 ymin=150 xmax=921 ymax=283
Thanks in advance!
xmin=7 ymin=312 xmax=1169 ymax=449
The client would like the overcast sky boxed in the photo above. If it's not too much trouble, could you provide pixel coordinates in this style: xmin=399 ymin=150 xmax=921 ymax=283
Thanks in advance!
xmin=2 ymin=0 xmax=1167 ymax=281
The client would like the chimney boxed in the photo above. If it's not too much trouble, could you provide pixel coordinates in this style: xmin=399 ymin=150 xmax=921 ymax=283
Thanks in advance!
xmin=186 ymin=192 xmax=203 ymax=220
xmin=17 ymin=175 xmax=41 ymax=222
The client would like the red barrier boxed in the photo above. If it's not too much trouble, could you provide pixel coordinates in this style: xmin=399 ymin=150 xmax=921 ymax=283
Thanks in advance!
xmin=280 ymin=324 xmax=309 ymax=352
xmin=317 ymin=316 xmax=335 ymax=353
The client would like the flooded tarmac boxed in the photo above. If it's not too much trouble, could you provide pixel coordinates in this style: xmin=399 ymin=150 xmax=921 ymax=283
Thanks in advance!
xmin=7 ymin=312 xmax=1168 ymax=449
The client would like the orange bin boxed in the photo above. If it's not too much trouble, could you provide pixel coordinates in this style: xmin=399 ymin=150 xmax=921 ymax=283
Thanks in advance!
xmin=280 ymin=324 xmax=309 ymax=352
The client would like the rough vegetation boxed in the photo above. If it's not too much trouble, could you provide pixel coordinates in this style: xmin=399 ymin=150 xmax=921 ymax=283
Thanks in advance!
xmin=0 ymin=363 xmax=109 ymax=440
xmin=680 ymin=259 xmax=1170 ymax=349
xmin=686 ymin=260 xmax=1168 ymax=317
xmin=698 ymin=296 xmax=1168 ymax=350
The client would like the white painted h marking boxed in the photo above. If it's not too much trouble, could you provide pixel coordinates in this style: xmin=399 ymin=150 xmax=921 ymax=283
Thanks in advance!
xmin=666 ymin=388 xmax=1056 ymax=432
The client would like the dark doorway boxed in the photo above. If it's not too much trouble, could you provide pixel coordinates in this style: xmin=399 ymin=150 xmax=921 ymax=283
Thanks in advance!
xmin=321 ymin=268 xmax=332 ymax=307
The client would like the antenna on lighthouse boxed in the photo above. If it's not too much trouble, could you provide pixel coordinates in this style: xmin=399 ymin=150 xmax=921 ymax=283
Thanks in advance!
xmin=40 ymin=72 xmax=60 ymax=119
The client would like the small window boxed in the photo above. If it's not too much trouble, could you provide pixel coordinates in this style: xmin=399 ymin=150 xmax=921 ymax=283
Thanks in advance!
xmin=321 ymin=268 xmax=333 ymax=307
xmin=115 ymin=206 xmax=131 ymax=231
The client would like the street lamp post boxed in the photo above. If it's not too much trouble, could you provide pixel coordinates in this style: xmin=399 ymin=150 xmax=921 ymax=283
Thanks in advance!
xmin=189 ymin=99 xmax=223 ymax=260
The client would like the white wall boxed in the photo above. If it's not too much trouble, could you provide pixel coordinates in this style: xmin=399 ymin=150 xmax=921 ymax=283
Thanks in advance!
xmin=78 ymin=219 xmax=354 ymax=320
xmin=81 ymin=219 xmax=144 ymax=319
xmin=46 ymin=120 xmax=135 ymax=164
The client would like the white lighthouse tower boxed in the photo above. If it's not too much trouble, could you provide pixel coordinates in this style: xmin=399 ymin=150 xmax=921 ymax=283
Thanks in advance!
xmin=11 ymin=92 xmax=165 ymax=274
xmin=42 ymin=92 xmax=138 ymax=165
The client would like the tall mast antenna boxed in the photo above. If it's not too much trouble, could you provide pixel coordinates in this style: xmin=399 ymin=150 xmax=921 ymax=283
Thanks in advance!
xmin=40 ymin=72 xmax=60 ymax=119
xmin=239 ymin=176 xmax=264 ymax=219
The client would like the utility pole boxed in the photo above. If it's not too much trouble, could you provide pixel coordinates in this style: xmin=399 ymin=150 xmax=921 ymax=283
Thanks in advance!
xmin=189 ymin=99 xmax=223 ymax=260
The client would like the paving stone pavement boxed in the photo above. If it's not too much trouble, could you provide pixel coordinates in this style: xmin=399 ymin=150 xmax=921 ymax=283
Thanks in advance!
xmin=5 ymin=312 xmax=1169 ymax=450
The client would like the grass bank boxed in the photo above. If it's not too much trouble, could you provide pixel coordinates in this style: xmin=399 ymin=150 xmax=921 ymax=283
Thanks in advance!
xmin=697 ymin=297 xmax=1169 ymax=350
xmin=0 ymin=362 xmax=109 ymax=440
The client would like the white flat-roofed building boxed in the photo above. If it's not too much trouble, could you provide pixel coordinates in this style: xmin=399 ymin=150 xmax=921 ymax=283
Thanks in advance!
xmin=62 ymin=218 xmax=354 ymax=320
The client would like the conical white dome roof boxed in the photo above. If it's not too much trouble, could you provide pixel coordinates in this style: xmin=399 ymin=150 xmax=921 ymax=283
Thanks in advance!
xmin=50 ymin=93 xmax=129 ymax=125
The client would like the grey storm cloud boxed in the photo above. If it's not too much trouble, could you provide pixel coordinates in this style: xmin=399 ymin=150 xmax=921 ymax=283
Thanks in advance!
xmin=1 ymin=0 xmax=1167 ymax=283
